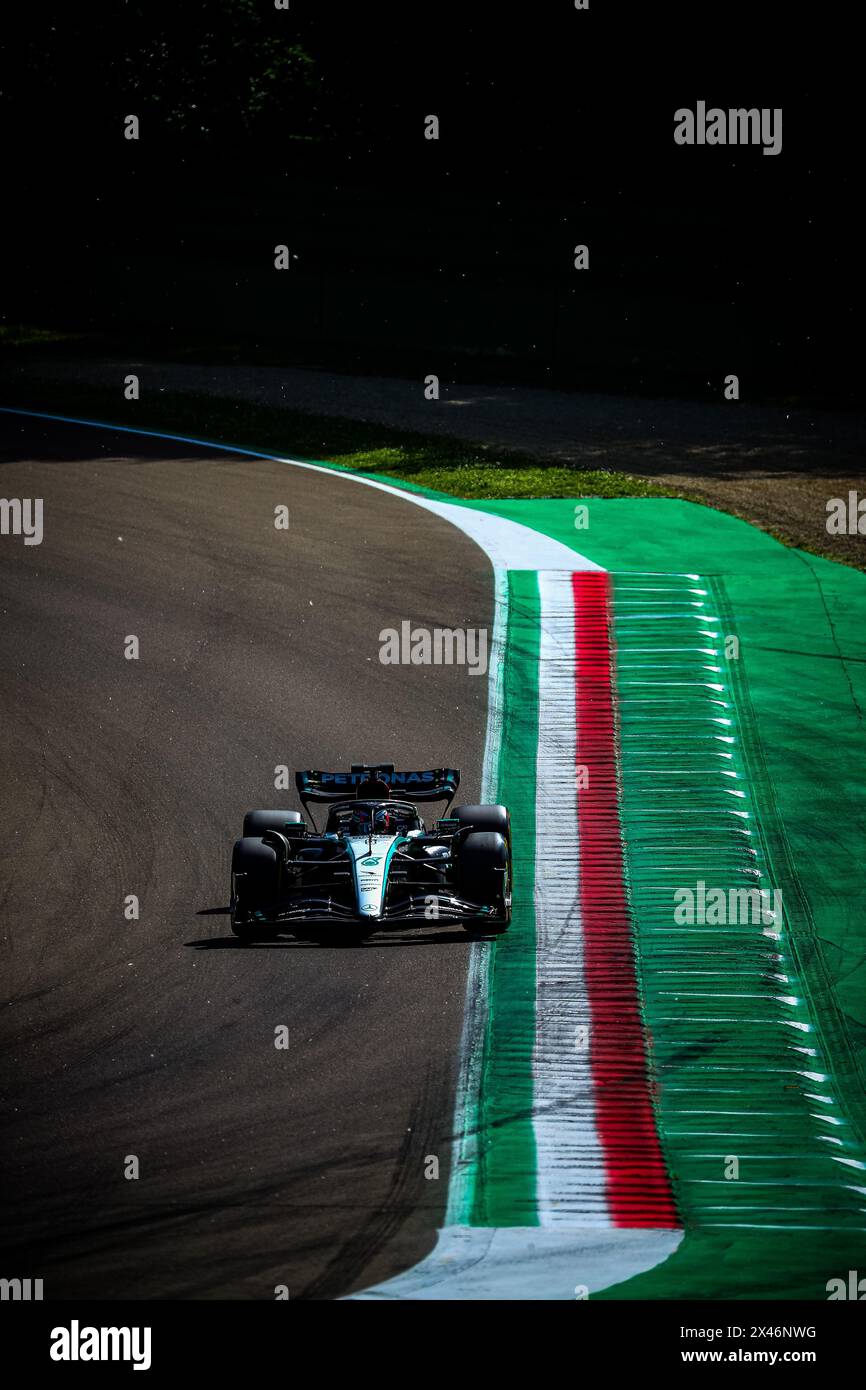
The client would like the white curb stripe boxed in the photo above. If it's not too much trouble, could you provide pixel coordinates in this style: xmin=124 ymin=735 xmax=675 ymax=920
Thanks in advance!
xmin=271 ymin=462 xmax=603 ymax=572
xmin=534 ymin=571 xmax=612 ymax=1226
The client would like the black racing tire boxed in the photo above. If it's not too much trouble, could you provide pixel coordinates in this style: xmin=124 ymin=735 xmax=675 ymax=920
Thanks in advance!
xmin=451 ymin=804 xmax=511 ymax=845
xmin=232 ymin=918 xmax=262 ymax=943
xmin=242 ymin=809 xmax=304 ymax=837
xmin=457 ymin=830 xmax=511 ymax=929
xmin=231 ymin=836 xmax=280 ymax=938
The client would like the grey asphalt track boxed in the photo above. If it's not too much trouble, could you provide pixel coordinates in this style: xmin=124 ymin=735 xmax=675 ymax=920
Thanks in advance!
xmin=0 ymin=417 xmax=492 ymax=1299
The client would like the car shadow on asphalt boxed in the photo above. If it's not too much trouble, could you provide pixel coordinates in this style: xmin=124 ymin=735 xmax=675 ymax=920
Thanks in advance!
xmin=185 ymin=929 xmax=480 ymax=950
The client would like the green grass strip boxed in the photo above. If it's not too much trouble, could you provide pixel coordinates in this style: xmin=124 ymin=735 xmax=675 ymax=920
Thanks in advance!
xmin=0 ymin=382 xmax=668 ymax=503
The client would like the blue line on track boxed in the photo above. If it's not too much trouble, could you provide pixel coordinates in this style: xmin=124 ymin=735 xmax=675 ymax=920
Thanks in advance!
xmin=0 ymin=405 xmax=328 ymax=469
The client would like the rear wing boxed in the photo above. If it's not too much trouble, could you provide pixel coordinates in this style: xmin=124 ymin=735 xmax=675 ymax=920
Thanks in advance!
xmin=296 ymin=764 xmax=459 ymax=812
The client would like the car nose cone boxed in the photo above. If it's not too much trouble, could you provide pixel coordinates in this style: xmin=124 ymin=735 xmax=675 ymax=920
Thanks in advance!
xmin=348 ymin=835 xmax=397 ymax=917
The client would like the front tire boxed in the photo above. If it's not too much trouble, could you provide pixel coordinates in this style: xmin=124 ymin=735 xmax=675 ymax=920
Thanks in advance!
xmin=457 ymin=830 xmax=511 ymax=931
xmin=231 ymin=836 xmax=280 ymax=939
xmin=231 ymin=915 xmax=262 ymax=943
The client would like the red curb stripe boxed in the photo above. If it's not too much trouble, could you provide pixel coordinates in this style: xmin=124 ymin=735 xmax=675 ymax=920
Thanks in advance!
xmin=572 ymin=571 xmax=679 ymax=1229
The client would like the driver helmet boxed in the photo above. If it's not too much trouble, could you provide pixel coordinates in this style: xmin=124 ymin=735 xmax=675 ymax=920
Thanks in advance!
xmin=347 ymin=805 xmax=372 ymax=834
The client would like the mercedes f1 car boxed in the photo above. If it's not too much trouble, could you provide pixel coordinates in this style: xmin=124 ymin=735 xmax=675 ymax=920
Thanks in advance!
xmin=229 ymin=765 xmax=511 ymax=942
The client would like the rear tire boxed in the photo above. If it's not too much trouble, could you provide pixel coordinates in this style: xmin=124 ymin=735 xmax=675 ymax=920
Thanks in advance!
xmin=242 ymin=809 xmax=304 ymax=837
xmin=451 ymin=804 xmax=511 ymax=845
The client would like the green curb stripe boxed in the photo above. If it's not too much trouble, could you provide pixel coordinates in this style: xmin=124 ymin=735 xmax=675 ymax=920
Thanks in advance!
xmin=445 ymin=567 xmax=508 ymax=1228
xmin=469 ymin=570 xmax=541 ymax=1226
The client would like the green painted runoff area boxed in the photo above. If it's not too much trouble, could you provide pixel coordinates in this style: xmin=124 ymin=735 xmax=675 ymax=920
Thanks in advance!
xmin=472 ymin=497 xmax=866 ymax=1299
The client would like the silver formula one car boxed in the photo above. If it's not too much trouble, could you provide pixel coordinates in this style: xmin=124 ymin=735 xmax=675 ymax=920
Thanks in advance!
xmin=229 ymin=764 xmax=511 ymax=942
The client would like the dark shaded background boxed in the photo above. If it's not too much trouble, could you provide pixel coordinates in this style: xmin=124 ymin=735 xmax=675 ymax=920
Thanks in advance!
xmin=2 ymin=2 xmax=858 ymax=403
